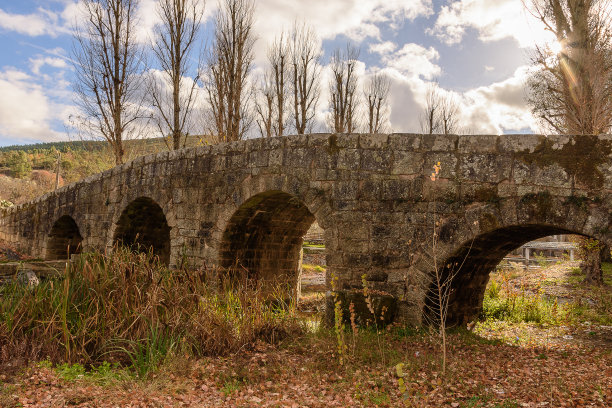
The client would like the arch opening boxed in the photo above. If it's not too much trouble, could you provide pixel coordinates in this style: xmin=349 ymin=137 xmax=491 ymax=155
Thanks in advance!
xmin=427 ymin=224 xmax=593 ymax=326
xmin=47 ymin=215 xmax=83 ymax=260
xmin=113 ymin=197 xmax=171 ymax=266
xmin=219 ymin=191 xmax=317 ymax=298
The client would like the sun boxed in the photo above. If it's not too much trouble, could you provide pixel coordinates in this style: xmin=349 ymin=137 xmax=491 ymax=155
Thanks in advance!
xmin=548 ymin=38 xmax=564 ymax=55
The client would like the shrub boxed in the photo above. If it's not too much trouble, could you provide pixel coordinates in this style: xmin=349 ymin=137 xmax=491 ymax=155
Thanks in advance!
xmin=481 ymin=276 xmax=565 ymax=325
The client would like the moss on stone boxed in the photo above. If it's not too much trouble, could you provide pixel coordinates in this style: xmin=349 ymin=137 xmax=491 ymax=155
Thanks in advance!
xmin=472 ymin=187 xmax=500 ymax=204
xmin=518 ymin=135 xmax=611 ymax=189
xmin=563 ymin=194 xmax=598 ymax=211
xmin=520 ymin=191 xmax=553 ymax=220
xmin=478 ymin=212 xmax=500 ymax=231
xmin=327 ymin=134 xmax=341 ymax=155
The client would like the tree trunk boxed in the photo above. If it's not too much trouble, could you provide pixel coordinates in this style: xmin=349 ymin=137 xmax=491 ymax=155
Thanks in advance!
xmin=581 ymin=247 xmax=603 ymax=285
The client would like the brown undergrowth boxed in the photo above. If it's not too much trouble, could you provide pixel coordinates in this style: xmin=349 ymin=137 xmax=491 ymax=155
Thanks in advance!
xmin=0 ymin=248 xmax=303 ymax=377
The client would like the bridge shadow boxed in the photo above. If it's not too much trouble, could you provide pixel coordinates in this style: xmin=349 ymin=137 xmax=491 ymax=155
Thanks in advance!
xmin=219 ymin=190 xmax=318 ymax=300
xmin=46 ymin=215 xmax=83 ymax=260
xmin=113 ymin=197 xmax=171 ymax=266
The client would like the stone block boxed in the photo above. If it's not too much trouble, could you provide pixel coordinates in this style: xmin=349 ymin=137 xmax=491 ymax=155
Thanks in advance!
xmin=361 ymin=149 xmax=392 ymax=172
xmin=359 ymin=133 xmax=389 ymax=149
xmin=392 ymin=151 xmax=424 ymax=175
xmin=337 ymin=149 xmax=361 ymax=170
xmin=422 ymin=134 xmax=458 ymax=151
xmin=457 ymin=135 xmax=499 ymax=153
xmin=389 ymin=133 xmax=422 ymax=150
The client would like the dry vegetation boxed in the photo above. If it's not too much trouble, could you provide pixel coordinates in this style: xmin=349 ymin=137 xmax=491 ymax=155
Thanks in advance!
xmin=0 ymin=247 xmax=610 ymax=407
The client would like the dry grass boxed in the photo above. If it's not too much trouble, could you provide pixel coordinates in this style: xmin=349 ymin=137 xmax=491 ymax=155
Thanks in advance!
xmin=0 ymin=248 xmax=304 ymax=376
xmin=0 ymin=174 xmax=49 ymax=204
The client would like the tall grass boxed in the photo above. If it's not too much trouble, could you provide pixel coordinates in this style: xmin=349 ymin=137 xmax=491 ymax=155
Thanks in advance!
xmin=481 ymin=274 xmax=565 ymax=325
xmin=0 ymin=248 xmax=302 ymax=375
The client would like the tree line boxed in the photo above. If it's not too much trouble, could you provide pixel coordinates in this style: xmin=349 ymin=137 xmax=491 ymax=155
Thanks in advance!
xmin=72 ymin=0 xmax=396 ymax=165
xmin=72 ymin=0 xmax=612 ymax=163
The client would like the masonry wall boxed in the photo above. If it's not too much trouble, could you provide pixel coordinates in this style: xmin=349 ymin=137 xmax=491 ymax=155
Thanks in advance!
xmin=1 ymin=133 xmax=610 ymax=324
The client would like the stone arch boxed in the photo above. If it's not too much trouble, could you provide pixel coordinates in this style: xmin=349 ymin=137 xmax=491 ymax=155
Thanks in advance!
xmin=421 ymin=195 xmax=611 ymax=326
xmin=46 ymin=215 xmax=83 ymax=260
xmin=430 ymin=224 xmax=580 ymax=326
xmin=218 ymin=190 xmax=319 ymax=297
xmin=113 ymin=197 xmax=171 ymax=265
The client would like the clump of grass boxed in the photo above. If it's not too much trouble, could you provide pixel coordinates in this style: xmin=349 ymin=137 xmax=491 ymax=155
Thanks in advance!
xmin=0 ymin=247 xmax=303 ymax=376
xmin=481 ymin=273 xmax=565 ymax=325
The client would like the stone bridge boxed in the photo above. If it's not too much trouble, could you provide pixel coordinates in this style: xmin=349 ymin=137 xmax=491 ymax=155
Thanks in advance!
xmin=1 ymin=133 xmax=610 ymax=325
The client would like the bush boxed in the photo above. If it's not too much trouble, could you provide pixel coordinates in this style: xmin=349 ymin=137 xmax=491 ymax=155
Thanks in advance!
xmin=481 ymin=277 xmax=564 ymax=325
xmin=0 ymin=248 xmax=303 ymax=376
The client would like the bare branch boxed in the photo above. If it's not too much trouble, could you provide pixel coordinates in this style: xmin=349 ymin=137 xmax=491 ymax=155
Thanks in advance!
xmin=364 ymin=72 xmax=391 ymax=134
xmin=420 ymin=81 xmax=460 ymax=135
xmin=150 ymin=0 xmax=205 ymax=150
xmin=328 ymin=44 xmax=361 ymax=133
xmin=289 ymin=22 xmax=321 ymax=135
xmin=525 ymin=0 xmax=612 ymax=134
xmin=72 ymin=0 xmax=148 ymax=165
xmin=202 ymin=0 xmax=256 ymax=142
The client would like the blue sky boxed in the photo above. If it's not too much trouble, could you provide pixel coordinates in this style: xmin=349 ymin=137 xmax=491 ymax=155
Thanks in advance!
xmin=0 ymin=0 xmax=553 ymax=146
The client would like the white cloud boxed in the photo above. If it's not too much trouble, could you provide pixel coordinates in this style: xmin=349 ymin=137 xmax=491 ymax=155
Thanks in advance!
xmin=249 ymin=0 xmax=433 ymax=64
xmin=378 ymin=64 xmax=537 ymax=134
xmin=0 ymin=7 xmax=63 ymax=37
xmin=382 ymin=43 xmax=441 ymax=80
xmin=253 ymin=0 xmax=433 ymax=42
xmin=369 ymin=41 xmax=397 ymax=55
xmin=429 ymin=0 xmax=554 ymax=49
xmin=460 ymin=66 xmax=537 ymax=133
xmin=0 ymin=67 xmax=75 ymax=143
xmin=30 ymin=56 xmax=68 ymax=75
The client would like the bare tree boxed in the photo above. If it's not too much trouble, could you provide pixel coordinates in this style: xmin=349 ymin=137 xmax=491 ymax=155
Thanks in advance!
xmin=254 ymin=71 xmax=275 ymax=137
xmin=270 ymin=34 xmax=289 ymax=137
xmin=364 ymin=73 xmax=391 ymax=133
xmin=203 ymin=0 xmax=256 ymax=142
xmin=420 ymin=81 xmax=460 ymax=135
xmin=150 ymin=0 xmax=204 ymax=150
xmin=72 ymin=0 xmax=147 ymax=165
xmin=255 ymin=34 xmax=289 ymax=138
xmin=328 ymin=45 xmax=360 ymax=133
xmin=525 ymin=0 xmax=612 ymax=135
xmin=439 ymin=93 xmax=459 ymax=135
xmin=524 ymin=0 xmax=612 ymax=284
xmin=420 ymin=82 xmax=441 ymax=135
xmin=289 ymin=23 xmax=322 ymax=135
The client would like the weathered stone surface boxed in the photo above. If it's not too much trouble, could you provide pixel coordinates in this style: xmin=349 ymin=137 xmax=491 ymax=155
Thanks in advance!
xmin=0 ymin=133 xmax=610 ymax=326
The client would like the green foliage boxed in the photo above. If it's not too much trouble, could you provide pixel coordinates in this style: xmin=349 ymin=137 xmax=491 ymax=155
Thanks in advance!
xmin=114 ymin=324 xmax=179 ymax=378
xmin=481 ymin=276 xmax=565 ymax=325
xmin=220 ymin=378 xmax=243 ymax=396
xmin=533 ymin=252 xmax=549 ymax=268
xmin=0 ymin=140 xmax=106 ymax=154
xmin=55 ymin=363 xmax=86 ymax=381
xmin=7 ymin=151 xmax=32 ymax=179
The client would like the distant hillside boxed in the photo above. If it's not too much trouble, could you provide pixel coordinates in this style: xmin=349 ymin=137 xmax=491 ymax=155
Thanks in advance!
xmin=0 ymin=140 xmax=105 ymax=153
xmin=0 ymin=136 xmax=207 ymax=205
xmin=0 ymin=135 xmax=204 ymax=154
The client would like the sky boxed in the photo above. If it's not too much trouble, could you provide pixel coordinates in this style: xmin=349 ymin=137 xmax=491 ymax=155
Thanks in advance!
xmin=0 ymin=0 xmax=556 ymax=146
